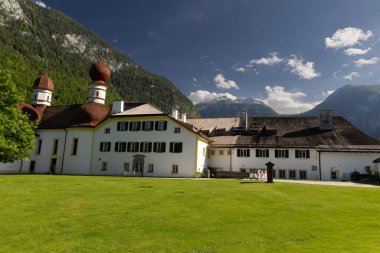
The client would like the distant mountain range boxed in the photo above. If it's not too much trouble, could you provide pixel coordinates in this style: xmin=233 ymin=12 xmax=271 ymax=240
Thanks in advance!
xmin=195 ymin=97 xmax=278 ymax=118
xmin=197 ymin=85 xmax=380 ymax=138
xmin=307 ymin=84 xmax=380 ymax=138
xmin=0 ymin=0 xmax=198 ymax=117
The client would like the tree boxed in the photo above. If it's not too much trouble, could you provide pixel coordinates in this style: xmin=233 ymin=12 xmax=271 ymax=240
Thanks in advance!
xmin=0 ymin=70 xmax=36 ymax=163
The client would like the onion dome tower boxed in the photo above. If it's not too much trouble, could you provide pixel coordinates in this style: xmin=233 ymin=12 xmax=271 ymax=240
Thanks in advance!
xmin=32 ymin=74 xmax=54 ymax=106
xmin=87 ymin=61 xmax=110 ymax=104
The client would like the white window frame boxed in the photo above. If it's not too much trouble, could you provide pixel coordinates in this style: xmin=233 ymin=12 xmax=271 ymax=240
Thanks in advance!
xmin=117 ymin=121 xmax=128 ymax=131
xmin=148 ymin=164 xmax=154 ymax=173
xmin=172 ymin=164 xmax=179 ymax=174
xmin=101 ymin=162 xmax=108 ymax=171
xmin=100 ymin=142 xmax=111 ymax=152
xmin=289 ymin=170 xmax=296 ymax=179
xmin=115 ymin=142 xmax=126 ymax=152
xmin=174 ymin=127 xmax=181 ymax=133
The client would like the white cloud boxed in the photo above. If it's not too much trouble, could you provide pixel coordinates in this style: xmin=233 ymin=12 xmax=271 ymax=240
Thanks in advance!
xmin=193 ymin=78 xmax=197 ymax=82
xmin=322 ymin=90 xmax=335 ymax=97
xmin=325 ymin=27 xmax=373 ymax=49
xmin=188 ymin=90 xmax=237 ymax=104
xmin=234 ymin=67 xmax=248 ymax=73
xmin=354 ymin=57 xmax=379 ymax=67
xmin=344 ymin=47 xmax=371 ymax=56
xmin=343 ymin=72 xmax=360 ymax=80
xmin=214 ymin=74 xmax=239 ymax=89
xmin=250 ymin=52 xmax=283 ymax=65
xmin=258 ymin=86 xmax=320 ymax=114
xmin=34 ymin=1 xmax=47 ymax=8
xmin=287 ymin=56 xmax=320 ymax=80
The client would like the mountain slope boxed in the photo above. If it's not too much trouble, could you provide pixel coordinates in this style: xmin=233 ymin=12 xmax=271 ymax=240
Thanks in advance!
xmin=0 ymin=0 xmax=198 ymax=117
xmin=307 ymin=84 xmax=380 ymax=137
xmin=196 ymin=98 xmax=279 ymax=118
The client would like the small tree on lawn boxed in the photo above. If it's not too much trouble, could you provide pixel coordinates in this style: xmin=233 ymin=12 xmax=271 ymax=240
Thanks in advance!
xmin=0 ymin=70 xmax=37 ymax=163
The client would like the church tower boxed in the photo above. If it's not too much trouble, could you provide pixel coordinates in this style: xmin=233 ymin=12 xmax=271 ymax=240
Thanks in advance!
xmin=88 ymin=61 xmax=110 ymax=104
xmin=31 ymin=74 xmax=54 ymax=107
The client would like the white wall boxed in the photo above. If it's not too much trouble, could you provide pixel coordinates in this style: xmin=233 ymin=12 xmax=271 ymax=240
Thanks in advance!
xmin=320 ymin=152 xmax=379 ymax=181
xmin=0 ymin=161 xmax=22 ymax=173
xmin=90 ymin=116 xmax=199 ymax=177
xmin=196 ymin=140 xmax=209 ymax=175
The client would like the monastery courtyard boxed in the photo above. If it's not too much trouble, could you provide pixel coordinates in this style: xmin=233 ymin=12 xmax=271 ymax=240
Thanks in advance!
xmin=1 ymin=175 xmax=379 ymax=252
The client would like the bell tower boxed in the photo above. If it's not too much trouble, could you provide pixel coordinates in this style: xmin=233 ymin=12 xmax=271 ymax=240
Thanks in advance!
xmin=32 ymin=74 xmax=54 ymax=107
xmin=88 ymin=61 xmax=110 ymax=104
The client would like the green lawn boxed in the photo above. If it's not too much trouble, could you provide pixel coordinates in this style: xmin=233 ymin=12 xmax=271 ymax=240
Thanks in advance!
xmin=0 ymin=176 xmax=380 ymax=253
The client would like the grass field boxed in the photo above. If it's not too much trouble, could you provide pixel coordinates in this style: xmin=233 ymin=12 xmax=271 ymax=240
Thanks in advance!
xmin=0 ymin=175 xmax=380 ymax=253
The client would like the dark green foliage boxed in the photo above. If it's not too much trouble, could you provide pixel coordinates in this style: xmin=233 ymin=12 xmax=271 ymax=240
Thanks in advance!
xmin=0 ymin=0 xmax=198 ymax=117
xmin=0 ymin=70 xmax=37 ymax=162
xmin=196 ymin=98 xmax=278 ymax=117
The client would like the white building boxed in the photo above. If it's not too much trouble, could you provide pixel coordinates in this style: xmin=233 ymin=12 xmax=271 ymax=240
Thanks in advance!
xmin=1 ymin=61 xmax=380 ymax=181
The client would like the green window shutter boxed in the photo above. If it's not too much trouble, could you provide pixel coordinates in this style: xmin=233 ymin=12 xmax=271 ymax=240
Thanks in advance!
xmin=142 ymin=121 xmax=146 ymax=130
xmin=295 ymin=150 xmax=299 ymax=158
xmin=247 ymin=149 xmax=250 ymax=157
xmin=306 ymin=150 xmax=310 ymax=158
xmin=237 ymin=149 xmax=241 ymax=157
xmin=256 ymin=149 xmax=259 ymax=157
xmin=266 ymin=149 xmax=269 ymax=157
xmin=100 ymin=142 xmax=103 ymax=151
xmin=275 ymin=149 xmax=278 ymax=158
xmin=162 ymin=142 xmax=166 ymax=152
xmin=153 ymin=142 xmax=157 ymax=152
xmin=127 ymin=142 xmax=131 ymax=152
xmin=140 ymin=143 xmax=144 ymax=152
xmin=129 ymin=123 xmax=133 ymax=131
xmin=155 ymin=121 xmax=159 ymax=130
xmin=164 ymin=121 xmax=168 ymax=130
xmin=170 ymin=142 xmax=174 ymax=152
xmin=148 ymin=142 xmax=152 ymax=152
xmin=137 ymin=122 xmax=141 ymax=131
xmin=178 ymin=143 xmax=183 ymax=153
xmin=285 ymin=150 xmax=289 ymax=158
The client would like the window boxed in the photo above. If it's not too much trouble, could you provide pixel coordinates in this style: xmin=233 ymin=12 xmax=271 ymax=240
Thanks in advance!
xmin=101 ymin=162 xmax=108 ymax=171
xmin=71 ymin=138 xmax=79 ymax=155
xmin=295 ymin=150 xmax=310 ymax=159
xmin=311 ymin=166 xmax=318 ymax=171
xmin=153 ymin=142 xmax=166 ymax=153
xmin=289 ymin=170 xmax=296 ymax=179
xmin=300 ymin=170 xmax=307 ymax=180
xmin=117 ymin=121 xmax=128 ymax=131
xmin=256 ymin=149 xmax=269 ymax=158
xmin=129 ymin=121 xmax=141 ymax=131
xmin=37 ymin=139 xmax=42 ymax=155
xmin=169 ymin=142 xmax=183 ymax=153
xmin=331 ymin=171 xmax=337 ymax=180
xmin=275 ymin=149 xmax=289 ymax=158
xmin=124 ymin=163 xmax=130 ymax=173
xmin=279 ymin=169 xmax=286 ymax=179
xmin=104 ymin=128 xmax=110 ymax=134
xmin=237 ymin=149 xmax=250 ymax=157
xmin=155 ymin=121 xmax=167 ymax=131
xmin=142 ymin=121 xmax=154 ymax=131
xmin=100 ymin=142 xmax=111 ymax=152
xmin=127 ymin=142 xmax=139 ymax=152
xmin=219 ymin=150 xmax=224 ymax=155
xmin=172 ymin=164 xmax=178 ymax=174
xmin=148 ymin=164 xmax=154 ymax=173
xmin=96 ymin=91 xmax=99 ymax=97
xmin=52 ymin=139 xmax=59 ymax=155
xmin=115 ymin=142 xmax=126 ymax=152
xmin=240 ymin=168 xmax=247 ymax=173
xmin=273 ymin=170 xmax=276 ymax=178
xmin=140 ymin=142 xmax=152 ymax=152
xmin=174 ymin=127 xmax=181 ymax=133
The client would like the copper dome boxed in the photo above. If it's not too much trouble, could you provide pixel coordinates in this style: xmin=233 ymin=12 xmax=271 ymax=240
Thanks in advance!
xmin=89 ymin=61 xmax=111 ymax=85
xmin=33 ymin=74 xmax=54 ymax=92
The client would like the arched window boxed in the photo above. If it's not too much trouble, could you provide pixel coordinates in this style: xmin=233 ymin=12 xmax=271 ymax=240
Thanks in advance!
xmin=96 ymin=91 xmax=99 ymax=97
xmin=34 ymin=94 xmax=37 ymax=100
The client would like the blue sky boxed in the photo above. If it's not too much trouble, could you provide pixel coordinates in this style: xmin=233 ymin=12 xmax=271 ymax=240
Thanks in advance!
xmin=38 ymin=0 xmax=380 ymax=113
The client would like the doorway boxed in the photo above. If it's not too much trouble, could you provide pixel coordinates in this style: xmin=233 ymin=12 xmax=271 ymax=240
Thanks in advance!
xmin=50 ymin=158 xmax=57 ymax=174
xmin=29 ymin=161 xmax=35 ymax=174
xmin=132 ymin=155 xmax=145 ymax=177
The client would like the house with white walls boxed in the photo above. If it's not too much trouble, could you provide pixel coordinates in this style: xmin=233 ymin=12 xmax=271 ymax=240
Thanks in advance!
xmin=1 ymin=61 xmax=380 ymax=181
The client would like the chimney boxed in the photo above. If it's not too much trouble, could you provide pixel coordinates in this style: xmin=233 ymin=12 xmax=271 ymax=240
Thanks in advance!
xmin=111 ymin=101 xmax=124 ymax=115
xmin=171 ymin=109 xmax=179 ymax=120
xmin=318 ymin=110 xmax=333 ymax=130
xmin=241 ymin=111 xmax=248 ymax=131
xmin=180 ymin=113 xmax=187 ymax=123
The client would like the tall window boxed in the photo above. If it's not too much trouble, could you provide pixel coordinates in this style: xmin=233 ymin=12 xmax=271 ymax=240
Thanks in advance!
xmin=155 ymin=121 xmax=167 ymax=131
xmin=172 ymin=164 xmax=178 ymax=174
xmin=237 ymin=149 xmax=250 ymax=157
xmin=169 ymin=142 xmax=183 ymax=153
xmin=117 ymin=121 xmax=128 ymax=131
xmin=37 ymin=139 xmax=42 ymax=155
xmin=148 ymin=164 xmax=154 ymax=173
xmin=153 ymin=142 xmax=166 ymax=153
xmin=142 ymin=121 xmax=154 ymax=131
xmin=299 ymin=170 xmax=307 ymax=180
xmin=71 ymin=138 xmax=79 ymax=155
xmin=129 ymin=122 xmax=141 ymax=131
xmin=174 ymin=127 xmax=181 ymax=133
xmin=124 ymin=163 xmax=130 ymax=173
xmin=101 ymin=162 xmax=107 ymax=171
xmin=100 ymin=142 xmax=111 ymax=152
xmin=140 ymin=142 xmax=152 ymax=152
xmin=256 ymin=149 xmax=269 ymax=158
xmin=115 ymin=142 xmax=126 ymax=152
xmin=127 ymin=142 xmax=139 ymax=152
xmin=275 ymin=149 xmax=289 ymax=158
xmin=52 ymin=139 xmax=59 ymax=155
xmin=289 ymin=170 xmax=296 ymax=179
xmin=279 ymin=169 xmax=286 ymax=178
xmin=295 ymin=150 xmax=310 ymax=159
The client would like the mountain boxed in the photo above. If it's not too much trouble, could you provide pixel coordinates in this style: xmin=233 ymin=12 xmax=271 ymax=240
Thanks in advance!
xmin=0 ymin=0 xmax=198 ymax=117
xmin=195 ymin=98 xmax=279 ymax=118
xmin=307 ymin=84 xmax=380 ymax=138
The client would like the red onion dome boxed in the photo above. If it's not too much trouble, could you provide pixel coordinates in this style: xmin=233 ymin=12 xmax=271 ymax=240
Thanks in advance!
xmin=89 ymin=61 xmax=111 ymax=85
xmin=33 ymin=74 xmax=54 ymax=92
